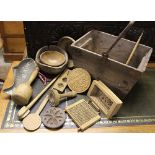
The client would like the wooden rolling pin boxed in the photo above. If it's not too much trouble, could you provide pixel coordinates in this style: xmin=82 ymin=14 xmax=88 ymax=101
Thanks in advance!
xmin=12 ymin=67 xmax=39 ymax=106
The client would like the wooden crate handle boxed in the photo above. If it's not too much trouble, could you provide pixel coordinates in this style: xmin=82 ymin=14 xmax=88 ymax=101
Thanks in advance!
xmin=102 ymin=21 xmax=135 ymax=57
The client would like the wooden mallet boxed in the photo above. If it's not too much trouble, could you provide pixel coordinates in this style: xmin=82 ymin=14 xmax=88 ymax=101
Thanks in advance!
xmin=12 ymin=67 xmax=39 ymax=106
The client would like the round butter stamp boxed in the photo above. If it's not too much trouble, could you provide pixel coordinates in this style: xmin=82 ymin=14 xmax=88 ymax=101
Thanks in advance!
xmin=68 ymin=68 xmax=91 ymax=93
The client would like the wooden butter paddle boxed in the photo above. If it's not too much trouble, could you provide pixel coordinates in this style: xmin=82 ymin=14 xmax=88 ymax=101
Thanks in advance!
xmin=23 ymin=95 xmax=49 ymax=131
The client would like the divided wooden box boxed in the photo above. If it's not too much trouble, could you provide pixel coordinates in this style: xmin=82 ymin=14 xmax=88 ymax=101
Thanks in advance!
xmin=0 ymin=21 xmax=26 ymax=62
xmin=69 ymin=30 xmax=152 ymax=98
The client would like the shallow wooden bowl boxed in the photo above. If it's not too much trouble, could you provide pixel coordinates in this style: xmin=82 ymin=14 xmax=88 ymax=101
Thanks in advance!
xmin=40 ymin=50 xmax=66 ymax=67
xmin=35 ymin=45 xmax=68 ymax=75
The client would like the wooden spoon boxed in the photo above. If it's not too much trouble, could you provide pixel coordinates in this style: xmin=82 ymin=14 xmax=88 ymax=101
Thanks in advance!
xmin=22 ymin=95 xmax=49 ymax=131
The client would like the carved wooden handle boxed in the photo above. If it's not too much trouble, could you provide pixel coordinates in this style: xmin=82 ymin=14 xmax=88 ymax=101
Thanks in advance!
xmin=27 ymin=67 xmax=39 ymax=85
xmin=26 ymin=75 xmax=59 ymax=110
xmin=36 ymin=95 xmax=49 ymax=114
xmin=102 ymin=21 xmax=135 ymax=57
xmin=60 ymin=91 xmax=77 ymax=98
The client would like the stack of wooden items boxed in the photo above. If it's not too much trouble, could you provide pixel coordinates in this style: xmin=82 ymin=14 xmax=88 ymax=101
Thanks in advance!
xmin=3 ymin=22 xmax=152 ymax=131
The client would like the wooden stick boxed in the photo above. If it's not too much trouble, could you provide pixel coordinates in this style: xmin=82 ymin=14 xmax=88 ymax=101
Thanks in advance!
xmin=126 ymin=32 xmax=144 ymax=65
xmin=102 ymin=21 xmax=135 ymax=57
xmin=36 ymin=95 xmax=49 ymax=115
xmin=17 ymin=75 xmax=60 ymax=119
xmin=27 ymin=75 xmax=59 ymax=109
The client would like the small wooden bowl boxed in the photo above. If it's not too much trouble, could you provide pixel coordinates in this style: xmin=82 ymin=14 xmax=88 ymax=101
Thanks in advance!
xmin=35 ymin=45 xmax=68 ymax=75
xmin=40 ymin=50 xmax=66 ymax=67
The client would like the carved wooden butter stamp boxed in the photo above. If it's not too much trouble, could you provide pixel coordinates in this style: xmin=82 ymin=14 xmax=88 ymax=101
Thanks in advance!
xmin=67 ymin=68 xmax=91 ymax=93
xmin=87 ymin=80 xmax=123 ymax=119
xmin=42 ymin=107 xmax=66 ymax=129
xmin=53 ymin=69 xmax=70 ymax=92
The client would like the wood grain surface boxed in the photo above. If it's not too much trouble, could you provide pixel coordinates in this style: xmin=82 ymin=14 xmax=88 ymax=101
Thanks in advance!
xmin=0 ymin=61 xmax=155 ymax=132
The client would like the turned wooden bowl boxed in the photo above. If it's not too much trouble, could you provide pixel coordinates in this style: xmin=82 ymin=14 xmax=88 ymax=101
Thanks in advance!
xmin=40 ymin=50 xmax=66 ymax=67
xmin=35 ymin=45 xmax=68 ymax=75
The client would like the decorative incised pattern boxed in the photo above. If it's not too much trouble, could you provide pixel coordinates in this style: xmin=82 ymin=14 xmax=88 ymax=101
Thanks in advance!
xmin=97 ymin=90 xmax=113 ymax=110
xmin=68 ymin=68 xmax=91 ymax=93
xmin=65 ymin=99 xmax=99 ymax=127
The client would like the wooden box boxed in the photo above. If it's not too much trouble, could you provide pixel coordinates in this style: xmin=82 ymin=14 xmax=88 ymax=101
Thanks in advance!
xmin=87 ymin=80 xmax=123 ymax=119
xmin=69 ymin=30 xmax=153 ymax=98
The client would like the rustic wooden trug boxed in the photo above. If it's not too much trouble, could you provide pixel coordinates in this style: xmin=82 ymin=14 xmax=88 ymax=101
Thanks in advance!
xmin=68 ymin=23 xmax=152 ymax=98
xmin=87 ymin=80 xmax=123 ymax=119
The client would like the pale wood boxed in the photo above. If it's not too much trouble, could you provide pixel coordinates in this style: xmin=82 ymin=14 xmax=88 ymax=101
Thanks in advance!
xmin=65 ymin=99 xmax=101 ymax=131
xmin=1 ymin=61 xmax=155 ymax=132
xmin=5 ymin=38 xmax=26 ymax=53
xmin=36 ymin=95 xmax=49 ymax=114
xmin=79 ymin=115 xmax=101 ymax=131
xmin=0 ymin=22 xmax=26 ymax=62
xmin=22 ymin=95 xmax=49 ymax=131
xmin=17 ymin=74 xmax=60 ymax=119
xmin=53 ymin=69 xmax=70 ymax=92
xmin=126 ymin=32 xmax=143 ymax=65
xmin=49 ymin=89 xmax=77 ymax=106
xmin=70 ymin=29 xmax=152 ymax=99
xmin=2 ymin=124 xmax=155 ymax=133
xmin=68 ymin=68 xmax=91 ymax=93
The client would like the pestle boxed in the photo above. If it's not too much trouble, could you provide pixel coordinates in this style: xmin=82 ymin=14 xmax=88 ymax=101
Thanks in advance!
xmin=49 ymin=89 xmax=77 ymax=106
xmin=12 ymin=67 xmax=39 ymax=106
